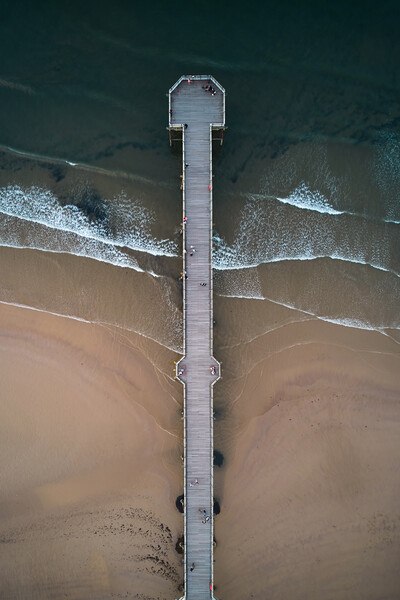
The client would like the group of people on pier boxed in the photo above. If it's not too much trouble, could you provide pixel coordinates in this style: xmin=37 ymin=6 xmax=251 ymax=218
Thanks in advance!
xmin=202 ymin=82 xmax=217 ymax=96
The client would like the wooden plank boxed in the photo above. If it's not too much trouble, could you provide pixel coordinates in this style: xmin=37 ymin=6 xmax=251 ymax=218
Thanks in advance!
xmin=169 ymin=77 xmax=225 ymax=600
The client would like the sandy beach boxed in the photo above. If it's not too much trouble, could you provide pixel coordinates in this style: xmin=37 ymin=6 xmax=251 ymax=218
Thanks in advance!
xmin=0 ymin=301 xmax=184 ymax=599
xmin=213 ymin=296 xmax=400 ymax=600
xmin=0 ymin=247 xmax=399 ymax=600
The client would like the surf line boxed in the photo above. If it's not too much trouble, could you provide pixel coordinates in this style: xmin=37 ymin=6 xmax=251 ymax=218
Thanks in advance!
xmin=233 ymin=190 xmax=400 ymax=224
xmin=0 ymin=298 xmax=181 ymax=353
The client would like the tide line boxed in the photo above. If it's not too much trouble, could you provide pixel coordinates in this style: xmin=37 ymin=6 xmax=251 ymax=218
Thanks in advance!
xmin=0 ymin=241 xmax=174 ymax=281
xmin=243 ymin=190 xmax=400 ymax=225
xmin=216 ymin=291 xmax=400 ymax=333
xmin=213 ymin=253 xmax=400 ymax=278
xmin=0 ymin=299 xmax=182 ymax=354
xmin=0 ymin=185 xmax=178 ymax=258
xmin=0 ymin=144 xmax=169 ymax=187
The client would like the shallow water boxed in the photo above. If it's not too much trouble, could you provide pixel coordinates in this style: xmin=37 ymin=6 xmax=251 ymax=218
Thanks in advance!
xmin=1 ymin=1 xmax=399 ymax=343
xmin=1 ymin=0 xmax=399 ymax=448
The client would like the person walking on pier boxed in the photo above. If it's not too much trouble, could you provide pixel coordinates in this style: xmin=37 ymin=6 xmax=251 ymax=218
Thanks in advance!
xmin=190 ymin=563 xmax=195 ymax=571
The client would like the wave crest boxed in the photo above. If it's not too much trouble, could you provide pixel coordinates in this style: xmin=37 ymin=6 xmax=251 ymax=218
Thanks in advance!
xmin=213 ymin=191 xmax=398 ymax=276
xmin=276 ymin=182 xmax=344 ymax=215
xmin=0 ymin=184 xmax=178 ymax=270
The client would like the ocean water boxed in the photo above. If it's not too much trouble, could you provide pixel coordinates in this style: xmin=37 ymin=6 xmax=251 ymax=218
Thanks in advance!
xmin=0 ymin=0 xmax=399 ymax=343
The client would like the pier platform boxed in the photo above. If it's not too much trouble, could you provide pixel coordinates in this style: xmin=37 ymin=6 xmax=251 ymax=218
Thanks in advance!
xmin=168 ymin=75 xmax=225 ymax=600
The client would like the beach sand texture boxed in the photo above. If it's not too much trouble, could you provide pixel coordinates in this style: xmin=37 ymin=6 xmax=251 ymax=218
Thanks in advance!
xmin=213 ymin=298 xmax=400 ymax=599
xmin=0 ymin=301 xmax=183 ymax=599
xmin=0 ymin=264 xmax=399 ymax=599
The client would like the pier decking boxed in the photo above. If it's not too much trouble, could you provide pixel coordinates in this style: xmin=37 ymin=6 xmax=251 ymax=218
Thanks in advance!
xmin=168 ymin=76 xmax=225 ymax=600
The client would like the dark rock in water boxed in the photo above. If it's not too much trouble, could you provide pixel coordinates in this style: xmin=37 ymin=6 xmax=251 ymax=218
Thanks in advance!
xmin=62 ymin=187 xmax=109 ymax=231
xmin=39 ymin=162 xmax=65 ymax=182
xmin=213 ymin=499 xmax=220 ymax=515
xmin=175 ymin=535 xmax=184 ymax=555
xmin=75 ymin=188 xmax=108 ymax=224
xmin=175 ymin=494 xmax=184 ymax=514
xmin=213 ymin=450 xmax=224 ymax=467
xmin=51 ymin=166 xmax=65 ymax=182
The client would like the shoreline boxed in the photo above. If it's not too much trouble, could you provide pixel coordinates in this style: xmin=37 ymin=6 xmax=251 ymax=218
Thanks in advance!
xmin=213 ymin=295 xmax=400 ymax=600
xmin=0 ymin=253 xmax=399 ymax=599
xmin=0 ymin=301 xmax=184 ymax=599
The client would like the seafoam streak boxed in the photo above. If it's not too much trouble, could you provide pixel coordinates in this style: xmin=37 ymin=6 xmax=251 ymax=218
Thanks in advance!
xmin=213 ymin=246 xmax=400 ymax=278
xmin=0 ymin=185 xmax=178 ymax=273
xmin=250 ymin=185 xmax=400 ymax=224
xmin=216 ymin=288 xmax=400 ymax=334
xmin=0 ymin=299 xmax=182 ymax=354
xmin=213 ymin=187 xmax=399 ymax=276
xmin=0 ymin=144 xmax=170 ymax=187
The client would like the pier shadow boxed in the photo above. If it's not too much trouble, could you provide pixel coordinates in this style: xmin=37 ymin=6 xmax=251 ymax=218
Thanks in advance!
xmin=213 ymin=450 xmax=224 ymax=467
xmin=175 ymin=494 xmax=221 ymax=516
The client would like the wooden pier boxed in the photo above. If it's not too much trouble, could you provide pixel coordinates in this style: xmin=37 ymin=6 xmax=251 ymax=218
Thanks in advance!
xmin=168 ymin=75 xmax=225 ymax=600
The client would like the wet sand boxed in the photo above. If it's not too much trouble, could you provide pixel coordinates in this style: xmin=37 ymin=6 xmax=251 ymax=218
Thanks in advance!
xmin=213 ymin=296 xmax=400 ymax=600
xmin=0 ymin=301 xmax=184 ymax=599
xmin=0 ymin=252 xmax=399 ymax=599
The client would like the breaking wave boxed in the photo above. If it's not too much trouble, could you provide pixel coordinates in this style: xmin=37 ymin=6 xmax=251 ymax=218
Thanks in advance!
xmin=0 ymin=184 xmax=178 ymax=271
xmin=374 ymin=129 xmax=400 ymax=224
xmin=266 ymin=184 xmax=399 ymax=224
xmin=216 ymin=287 xmax=399 ymax=334
xmin=213 ymin=190 xmax=399 ymax=276
xmin=0 ymin=299 xmax=182 ymax=353
xmin=275 ymin=182 xmax=344 ymax=215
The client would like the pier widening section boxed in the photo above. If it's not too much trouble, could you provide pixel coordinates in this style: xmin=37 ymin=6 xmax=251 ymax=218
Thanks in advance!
xmin=168 ymin=75 xmax=225 ymax=600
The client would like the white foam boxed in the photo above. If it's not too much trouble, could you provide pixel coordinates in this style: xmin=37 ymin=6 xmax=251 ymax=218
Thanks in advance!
xmin=374 ymin=130 xmax=400 ymax=224
xmin=212 ymin=189 xmax=398 ymax=277
xmin=0 ymin=185 xmax=178 ymax=271
xmin=0 ymin=78 xmax=34 ymax=95
xmin=383 ymin=217 xmax=400 ymax=224
xmin=216 ymin=290 xmax=399 ymax=333
xmin=214 ymin=268 xmax=264 ymax=300
xmin=0 ymin=240 xmax=143 ymax=272
xmin=254 ymin=184 xmax=400 ymax=225
xmin=213 ymin=248 xmax=399 ymax=278
xmin=276 ymin=183 xmax=344 ymax=215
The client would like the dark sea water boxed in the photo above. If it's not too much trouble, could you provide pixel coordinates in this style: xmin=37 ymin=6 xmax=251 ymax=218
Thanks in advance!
xmin=0 ymin=0 xmax=399 ymax=347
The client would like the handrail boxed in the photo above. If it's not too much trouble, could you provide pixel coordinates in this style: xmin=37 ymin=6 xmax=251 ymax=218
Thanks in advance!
xmin=182 ymin=125 xmax=188 ymax=594
xmin=169 ymin=74 xmax=225 ymax=96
